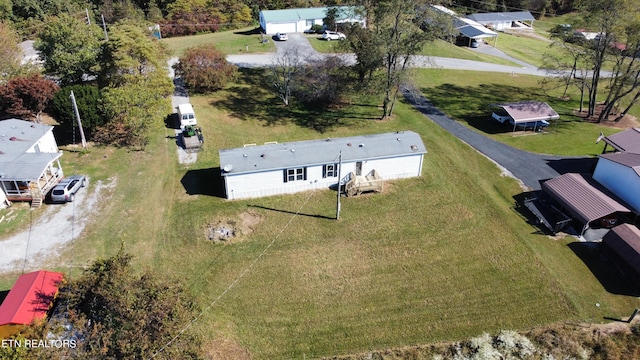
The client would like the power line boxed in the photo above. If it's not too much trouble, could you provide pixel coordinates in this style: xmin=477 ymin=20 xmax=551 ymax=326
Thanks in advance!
xmin=148 ymin=191 xmax=316 ymax=359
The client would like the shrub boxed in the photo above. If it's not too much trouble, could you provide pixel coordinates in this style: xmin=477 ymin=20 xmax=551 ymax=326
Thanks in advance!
xmin=174 ymin=44 xmax=237 ymax=93
xmin=0 ymin=74 xmax=59 ymax=121
xmin=50 ymin=84 xmax=105 ymax=140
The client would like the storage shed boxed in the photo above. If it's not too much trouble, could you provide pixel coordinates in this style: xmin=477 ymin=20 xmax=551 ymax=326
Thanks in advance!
xmin=0 ymin=270 xmax=63 ymax=338
xmin=601 ymin=224 xmax=640 ymax=288
xmin=219 ymin=131 xmax=426 ymax=200
xmin=593 ymin=152 xmax=640 ymax=214
xmin=259 ymin=6 xmax=364 ymax=34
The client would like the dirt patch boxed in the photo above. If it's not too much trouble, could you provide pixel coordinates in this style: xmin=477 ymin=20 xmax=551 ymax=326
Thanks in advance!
xmin=205 ymin=211 xmax=263 ymax=243
xmin=203 ymin=338 xmax=251 ymax=360
xmin=574 ymin=103 xmax=640 ymax=129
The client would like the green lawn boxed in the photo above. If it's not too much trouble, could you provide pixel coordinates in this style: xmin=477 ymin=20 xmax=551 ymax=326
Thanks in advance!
xmin=420 ymin=39 xmax=519 ymax=66
xmin=1 ymin=69 xmax=639 ymax=358
xmin=162 ymin=26 xmax=275 ymax=56
xmin=494 ymin=31 xmax=555 ymax=68
xmin=413 ymin=69 xmax=638 ymax=156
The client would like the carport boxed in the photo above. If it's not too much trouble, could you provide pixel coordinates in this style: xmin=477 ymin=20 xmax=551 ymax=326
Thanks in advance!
xmin=491 ymin=101 xmax=559 ymax=132
xmin=542 ymin=173 xmax=632 ymax=237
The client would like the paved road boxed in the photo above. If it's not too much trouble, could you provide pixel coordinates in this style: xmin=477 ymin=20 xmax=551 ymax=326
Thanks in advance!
xmin=226 ymin=37 xmax=598 ymax=190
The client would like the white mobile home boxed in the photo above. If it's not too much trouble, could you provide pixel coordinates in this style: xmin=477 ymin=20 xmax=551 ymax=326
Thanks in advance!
xmin=219 ymin=131 xmax=426 ymax=200
xmin=593 ymin=152 xmax=640 ymax=214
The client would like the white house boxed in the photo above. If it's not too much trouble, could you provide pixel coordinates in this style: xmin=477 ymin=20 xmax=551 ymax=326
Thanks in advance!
xmin=259 ymin=6 xmax=365 ymax=34
xmin=431 ymin=5 xmax=497 ymax=43
xmin=0 ymin=119 xmax=64 ymax=207
xmin=219 ymin=131 xmax=427 ymax=200
xmin=593 ymin=152 xmax=640 ymax=214
xmin=466 ymin=12 xmax=535 ymax=31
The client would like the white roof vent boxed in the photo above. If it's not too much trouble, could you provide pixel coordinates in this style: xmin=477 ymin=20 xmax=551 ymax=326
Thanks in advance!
xmin=223 ymin=164 xmax=233 ymax=172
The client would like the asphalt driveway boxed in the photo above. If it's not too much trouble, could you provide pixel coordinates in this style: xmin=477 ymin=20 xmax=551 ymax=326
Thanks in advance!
xmin=402 ymin=88 xmax=596 ymax=191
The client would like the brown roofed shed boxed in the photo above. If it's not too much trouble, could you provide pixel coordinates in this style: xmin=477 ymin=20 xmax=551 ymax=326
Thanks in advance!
xmin=602 ymin=224 xmax=640 ymax=287
xmin=542 ymin=173 xmax=631 ymax=227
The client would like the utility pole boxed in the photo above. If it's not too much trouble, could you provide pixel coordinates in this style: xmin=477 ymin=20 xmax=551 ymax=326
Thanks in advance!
xmin=336 ymin=151 xmax=342 ymax=220
xmin=85 ymin=8 xmax=91 ymax=25
xmin=69 ymin=91 xmax=87 ymax=149
xmin=101 ymin=14 xmax=109 ymax=41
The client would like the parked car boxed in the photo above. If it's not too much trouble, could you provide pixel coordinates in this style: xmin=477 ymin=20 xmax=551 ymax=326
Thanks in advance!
xmin=51 ymin=175 xmax=87 ymax=203
xmin=470 ymin=39 xmax=479 ymax=48
xmin=322 ymin=31 xmax=346 ymax=41
xmin=275 ymin=32 xmax=288 ymax=41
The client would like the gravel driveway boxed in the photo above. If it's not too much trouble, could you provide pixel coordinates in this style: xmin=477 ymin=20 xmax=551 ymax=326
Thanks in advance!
xmin=0 ymin=178 xmax=116 ymax=273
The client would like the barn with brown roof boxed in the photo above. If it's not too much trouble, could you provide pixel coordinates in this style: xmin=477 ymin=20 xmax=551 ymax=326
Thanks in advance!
xmin=593 ymin=152 xmax=640 ymax=215
xmin=601 ymin=224 xmax=640 ymax=288
xmin=541 ymin=173 xmax=632 ymax=238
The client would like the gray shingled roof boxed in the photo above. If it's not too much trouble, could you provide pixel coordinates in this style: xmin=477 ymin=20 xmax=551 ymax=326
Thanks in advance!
xmin=603 ymin=128 xmax=640 ymax=154
xmin=219 ymin=131 xmax=426 ymax=175
xmin=0 ymin=119 xmax=61 ymax=180
xmin=600 ymin=152 xmax=640 ymax=176
xmin=542 ymin=173 xmax=631 ymax=225
xmin=467 ymin=11 xmax=535 ymax=24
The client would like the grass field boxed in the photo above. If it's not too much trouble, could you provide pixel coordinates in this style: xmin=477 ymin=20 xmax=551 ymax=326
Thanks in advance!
xmin=162 ymin=26 xmax=275 ymax=56
xmin=3 ymin=19 xmax=640 ymax=353
xmin=412 ymin=69 xmax=639 ymax=156
xmin=1 ymin=66 xmax=638 ymax=358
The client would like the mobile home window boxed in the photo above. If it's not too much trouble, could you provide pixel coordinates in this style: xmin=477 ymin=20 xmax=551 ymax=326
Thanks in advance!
xmin=323 ymin=164 xmax=338 ymax=178
xmin=283 ymin=167 xmax=307 ymax=182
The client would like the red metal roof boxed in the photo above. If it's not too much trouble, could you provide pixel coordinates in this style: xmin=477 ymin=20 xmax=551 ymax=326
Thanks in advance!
xmin=542 ymin=173 xmax=630 ymax=225
xmin=0 ymin=270 xmax=63 ymax=326
xmin=604 ymin=128 xmax=640 ymax=154
xmin=495 ymin=101 xmax=559 ymax=123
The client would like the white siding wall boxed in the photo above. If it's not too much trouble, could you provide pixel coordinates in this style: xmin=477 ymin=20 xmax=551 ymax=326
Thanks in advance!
xmin=224 ymin=154 xmax=424 ymax=200
xmin=269 ymin=22 xmax=298 ymax=34
xmin=493 ymin=21 xmax=512 ymax=31
xmin=26 ymin=131 xmax=59 ymax=153
xmin=593 ymin=158 xmax=640 ymax=212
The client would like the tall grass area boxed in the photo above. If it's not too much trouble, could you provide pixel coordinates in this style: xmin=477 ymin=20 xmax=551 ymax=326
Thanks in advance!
xmin=1 ymin=69 xmax=639 ymax=358
xmin=413 ymin=69 xmax=639 ymax=156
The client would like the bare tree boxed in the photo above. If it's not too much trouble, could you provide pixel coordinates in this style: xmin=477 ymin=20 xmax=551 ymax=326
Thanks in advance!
xmin=270 ymin=47 xmax=303 ymax=106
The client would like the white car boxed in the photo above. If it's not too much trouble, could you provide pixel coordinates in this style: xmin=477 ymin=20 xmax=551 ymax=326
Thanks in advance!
xmin=322 ymin=31 xmax=345 ymax=41
xmin=275 ymin=33 xmax=288 ymax=41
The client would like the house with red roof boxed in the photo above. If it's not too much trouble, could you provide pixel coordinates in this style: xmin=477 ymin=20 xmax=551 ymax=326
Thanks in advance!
xmin=0 ymin=270 xmax=64 ymax=338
